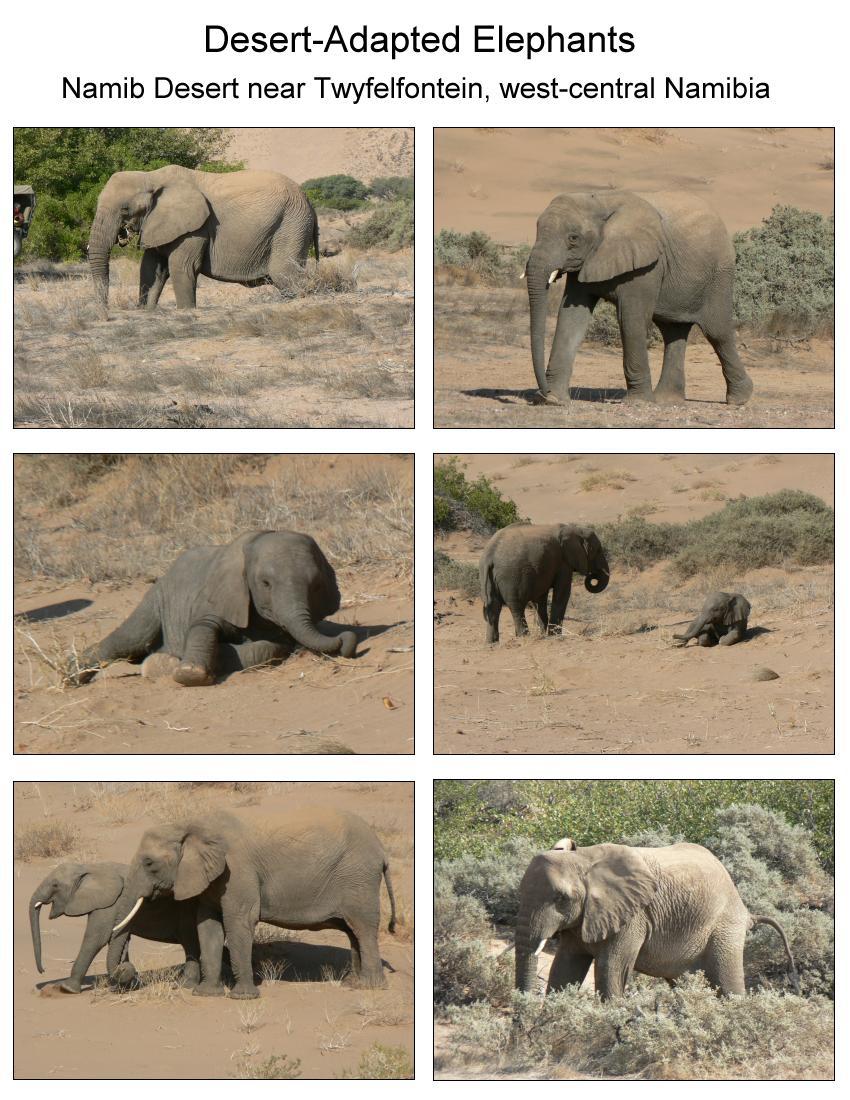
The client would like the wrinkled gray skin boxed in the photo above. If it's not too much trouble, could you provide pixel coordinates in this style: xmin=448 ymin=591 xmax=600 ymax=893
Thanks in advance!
xmin=526 ymin=190 xmax=753 ymax=406
xmin=88 ymin=165 xmax=318 ymax=309
xmin=479 ymin=522 xmax=610 ymax=643
xmin=113 ymin=809 xmax=397 ymax=999
xmin=674 ymin=591 xmax=751 ymax=648
xmin=78 ymin=530 xmax=357 ymax=687
xmin=29 ymin=861 xmax=200 ymax=994
xmin=515 ymin=839 xmax=797 ymax=1000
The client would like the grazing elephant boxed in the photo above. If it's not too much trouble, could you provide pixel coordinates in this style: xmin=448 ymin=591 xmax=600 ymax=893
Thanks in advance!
xmin=525 ymin=190 xmax=753 ymax=406
xmin=515 ymin=838 xmax=797 ymax=1000
xmin=77 ymin=530 xmax=358 ymax=687
xmin=112 ymin=809 xmax=397 ymax=999
xmin=479 ymin=522 xmax=610 ymax=643
xmin=28 ymin=861 xmax=200 ymax=993
xmin=673 ymin=592 xmax=751 ymax=648
xmin=88 ymin=165 xmax=318 ymax=309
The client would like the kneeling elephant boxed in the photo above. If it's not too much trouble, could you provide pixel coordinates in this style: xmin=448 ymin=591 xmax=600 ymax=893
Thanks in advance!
xmin=674 ymin=591 xmax=751 ymax=648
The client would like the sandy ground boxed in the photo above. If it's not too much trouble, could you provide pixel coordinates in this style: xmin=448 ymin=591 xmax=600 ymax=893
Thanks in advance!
xmin=14 ymin=455 xmax=413 ymax=755
xmin=226 ymin=128 xmax=413 ymax=183
xmin=434 ymin=454 xmax=833 ymax=755
xmin=14 ymin=782 xmax=413 ymax=1080
xmin=434 ymin=127 xmax=834 ymax=429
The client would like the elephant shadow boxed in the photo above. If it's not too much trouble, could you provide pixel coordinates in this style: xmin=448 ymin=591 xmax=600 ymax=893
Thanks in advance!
xmin=744 ymin=625 xmax=772 ymax=642
xmin=462 ymin=385 xmax=630 ymax=405
xmin=251 ymin=938 xmax=395 ymax=985
xmin=15 ymin=598 xmax=93 ymax=624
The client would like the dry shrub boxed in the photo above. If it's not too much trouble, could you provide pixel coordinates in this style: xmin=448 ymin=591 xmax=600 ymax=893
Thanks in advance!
xmin=14 ymin=819 xmax=81 ymax=860
xmin=339 ymin=1043 xmax=413 ymax=1079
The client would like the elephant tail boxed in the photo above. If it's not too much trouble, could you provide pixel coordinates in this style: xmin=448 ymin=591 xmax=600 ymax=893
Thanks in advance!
xmin=750 ymin=914 xmax=800 ymax=992
xmin=383 ymin=861 xmax=397 ymax=934
xmin=313 ymin=217 xmax=320 ymax=265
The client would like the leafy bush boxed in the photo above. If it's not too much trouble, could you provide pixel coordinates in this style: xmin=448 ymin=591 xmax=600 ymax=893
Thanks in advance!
xmin=369 ymin=176 xmax=414 ymax=201
xmin=434 ymin=458 xmax=525 ymax=534
xmin=434 ymin=229 xmax=509 ymax=280
xmin=348 ymin=200 xmax=413 ymax=251
xmin=434 ymin=881 xmax=513 ymax=1007
xmin=436 ymin=836 xmax=540 ymax=924
xmin=434 ymin=551 xmax=479 ymax=597
xmin=303 ymin=174 xmax=368 ymax=210
xmin=13 ymin=128 xmax=239 ymax=261
xmin=733 ymin=205 xmax=834 ymax=338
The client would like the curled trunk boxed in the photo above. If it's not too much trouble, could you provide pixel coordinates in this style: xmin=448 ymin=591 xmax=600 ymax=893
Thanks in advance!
xmin=585 ymin=570 xmax=610 ymax=593
xmin=283 ymin=607 xmax=357 ymax=658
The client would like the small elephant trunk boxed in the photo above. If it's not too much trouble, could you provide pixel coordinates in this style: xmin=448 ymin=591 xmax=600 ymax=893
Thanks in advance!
xmin=29 ymin=889 xmax=49 ymax=974
xmin=585 ymin=570 xmax=609 ymax=594
xmin=284 ymin=607 xmax=357 ymax=659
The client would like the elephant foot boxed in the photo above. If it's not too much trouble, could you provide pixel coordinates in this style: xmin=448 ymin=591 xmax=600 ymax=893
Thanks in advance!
xmin=725 ymin=378 xmax=754 ymax=406
xmin=623 ymin=388 xmax=655 ymax=404
xmin=179 ymin=962 xmax=201 ymax=988
xmin=173 ymin=661 xmax=216 ymax=687
xmin=142 ymin=652 xmax=182 ymax=680
xmin=192 ymin=981 xmax=226 ymax=997
xmin=229 ymin=983 xmax=261 ymax=1000
xmin=58 ymin=979 xmax=83 ymax=994
xmin=653 ymin=387 xmax=686 ymax=406
xmin=344 ymin=972 xmax=387 ymax=990
xmin=534 ymin=389 xmax=568 ymax=407
xmin=110 ymin=962 xmax=139 ymax=989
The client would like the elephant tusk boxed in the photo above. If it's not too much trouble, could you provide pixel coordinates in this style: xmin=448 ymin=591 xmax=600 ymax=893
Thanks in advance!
xmin=33 ymin=901 xmax=43 ymax=909
xmin=112 ymin=897 xmax=144 ymax=933
xmin=519 ymin=271 xmax=526 ymax=280
xmin=534 ymin=939 xmax=549 ymax=956
xmin=548 ymin=269 xmax=560 ymax=285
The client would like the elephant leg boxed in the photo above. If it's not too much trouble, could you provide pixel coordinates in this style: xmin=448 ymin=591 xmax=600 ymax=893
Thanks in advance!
xmin=174 ymin=619 xmax=221 ymax=687
xmin=177 ymin=906 xmax=201 ymax=988
xmin=166 ymin=235 xmax=206 ymax=309
xmin=547 ymin=939 xmax=593 ymax=993
xmin=698 ymin=632 xmax=716 ymax=647
xmin=549 ymin=570 xmax=573 ymax=634
xmin=217 ymin=639 xmax=290 ymax=677
xmin=193 ymin=907 xmax=226 ymax=997
xmin=700 ymin=323 xmax=753 ymax=406
xmin=544 ymin=280 xmax=597 ymax=403
xmin=79 ymin=586 xmax=163 ymax=680
xmin=223 ymin=906 xmax=261 ymax=999
xmin=654 ymin=320 xmax=693 ymax=403
xmin=139 ymin=250 xmax=169 ymax=309
xmin=61 ymin=913 xmax=110 ymax=993
xmin=484 ymin=598 xmax=502 ymax=644
xmin=534 ymin=598 xmax=549 ymax=635
xmin=594 ymin=929 xmax=642 ymax=1000
xmin=344 ymin=915 xmax=385 ymax=988
xmin=718 ymin=623 xmax=746 ymax=646
xmin=106 ymin=929 xmax=137 ymax=988
xmin=617 ymin=293 xmax=655 ymax=401
xmin=509 ymin=605 xmax=530 ymax=637
xmin=703 ymin=934 xmax=746 ymax=995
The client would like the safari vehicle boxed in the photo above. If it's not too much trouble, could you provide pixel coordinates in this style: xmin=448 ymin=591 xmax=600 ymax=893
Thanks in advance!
xmin=14 ymin=184 xmax=35 ymax=256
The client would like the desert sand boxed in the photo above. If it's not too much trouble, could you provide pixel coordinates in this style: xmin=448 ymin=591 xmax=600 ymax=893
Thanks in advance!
xmin=434 ymin=127 xmax=834 ymax=429
xmin=226 ymin=127 xmax=413 ymax=184
xmin=14 ymin=782 xmax=413 ymax=1080
xmin=434 ymin=453 xmax=833 ymax=755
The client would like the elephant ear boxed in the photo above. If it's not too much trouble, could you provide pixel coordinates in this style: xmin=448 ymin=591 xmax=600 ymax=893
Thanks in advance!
xmin=581 ymin=845 xmax=658 ymax=944
xmin=65 ymin=866 xmax=125 ymax=916
xmin=724 ymin=595 xmax=751 ymax=625
xmin=557 ymin=525 xmax=590 ymax=572
xmin=141 ymin=183 xmax=210 ymax=249
xmin=173 ymin=828 xmax=227 ymax=901
xmin=197 ymin=532 xmax=265 ymax=629
xmin=578 ymin=196 xmax=662 ymax=284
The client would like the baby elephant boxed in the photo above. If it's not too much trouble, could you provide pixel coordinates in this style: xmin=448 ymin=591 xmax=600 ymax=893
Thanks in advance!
xmin=76 ymin=530 xmax=358 ymax=687
xmin=674 ymin=592 xmax=751 ymax=648
xmin=29 ymin=861 xmax=200 ymax=993
xmin=480 ymin=522 xmax=610 ymax=644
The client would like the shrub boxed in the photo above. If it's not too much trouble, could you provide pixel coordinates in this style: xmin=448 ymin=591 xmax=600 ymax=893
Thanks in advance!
xmin=434 ymin=229 xmax=508 ymax=280
xmin=302 ymin=174 xmax=368 ymax=210
xmin=434 ymin=457 xmax=525 ymax=534
xmin=733 ymin=205 xmax=834 ymax=338
xmin=14 ymin=819 xmax=81 ymax=860
xmin=347 ymin=200 xmax=413 ymax=251
xmin=234 ymin=1054 xmax=302 ymax=1079
xmin=369 ymin=176 xmax=414 ymax=201
xmin=434 ymin=551 xmax=479 ymax=597
xmin=437 ymin=836 xmax=540 ymax=925
xmin=434 ymin=882 xmax=513 ymax=1007
xmin=340 ymin=1044 xmax=413 ymax=1079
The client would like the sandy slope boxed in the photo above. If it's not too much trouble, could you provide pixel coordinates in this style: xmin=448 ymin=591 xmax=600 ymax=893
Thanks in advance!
xmin=14 ymin=782 xmax=413 ymax=1080
xmin=226 ymin=128 xmax=414 ymax=183
xmin=434 ymin=454 xmax=833 ymax=755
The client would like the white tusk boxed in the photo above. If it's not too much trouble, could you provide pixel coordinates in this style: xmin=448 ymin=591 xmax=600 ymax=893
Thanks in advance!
xmin=33 ymin=901 xmax=43 ymax=909
xmin=519 ymin=271 xmax=526 ymax=280
xmin=112 ymin=897 xmax=144 ymax=934
xmin=548 ymin=269 xmax=560 ymax=285
xmin=534 ymin=939 xmax=549 ymax=956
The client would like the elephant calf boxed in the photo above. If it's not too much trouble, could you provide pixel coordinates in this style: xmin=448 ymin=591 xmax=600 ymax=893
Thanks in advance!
xmin=29 ymin=861 xmax=200 ymax=993
xmin=674 ymin=592 xmax=751 ymax=648
xmin=479 ymin=522 xmax=610 ymax=643
xmin=75 ymin=530 xmax=358 ymax=687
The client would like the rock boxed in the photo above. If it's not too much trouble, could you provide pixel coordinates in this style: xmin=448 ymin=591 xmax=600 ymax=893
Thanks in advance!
xmin=752 ymin=667 xmax=780 ymax=682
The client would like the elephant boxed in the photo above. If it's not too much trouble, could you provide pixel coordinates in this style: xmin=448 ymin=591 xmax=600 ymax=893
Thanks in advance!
xmin=515 ymin=838 xmax=797 ymax=1000
xmin=112 ymin=809 xmax=397 ymax=999
xmin=479 ymin=522 xmax=610 ymax=643
xmin=75 ymin=530 xmax=358 ymax=687
xmin=88 ymin=165 xmax=318 ymax=309
xmin=28 ymin=861 xmax=200 ymax=994
xmin=525 ymin=190 xmax=754 ymax=407
xmin=673 ymin=592 xmax=751 ymax=648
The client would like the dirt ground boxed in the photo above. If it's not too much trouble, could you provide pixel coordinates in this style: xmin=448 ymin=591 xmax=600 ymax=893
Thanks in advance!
xmin=434 ymin=127 xmax=834 ymax=429
xmin=14 ymin=455 xmax=413 ymax=755
xmin=434 ymin=454 xmax=833 ymax=755
xmin=13 ymin=782 xmax=413 ymax=1080
xmin=14 ymin=127 xmax=413 ymax=429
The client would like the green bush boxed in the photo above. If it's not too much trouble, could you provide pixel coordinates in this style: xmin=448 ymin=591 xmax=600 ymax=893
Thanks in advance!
xmin=733 ymin=205 xmax=834 ymax=338
xmin=339 ymin=1044 xmax=413 ymax=1079
xmin=434 ymin=458 xmax=525 ymax=534
xmin=434 ymin=229 xmax=509 ymax=279
xmin=369 ymin=176 xmax=414 ymax=201
xmin=347 ymin=200 xmax=413 ymax=251
xmin=434 ymin=551 xmax=479 ymax=597
xmin=302 ymin=173 xmax=368 ymax=210
xmin=13 ymin=127 xmax=239 ymax=261
xmin=434 ymin=881 xmax=513 ymax=1007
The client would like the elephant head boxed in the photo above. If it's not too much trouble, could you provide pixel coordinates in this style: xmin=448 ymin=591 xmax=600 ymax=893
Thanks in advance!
xmin=514 ymin=844 xmax=657 ymax=993
xmin=557 ymin=524 xmax=610 ymax=593
xmin=113 ymin=820 xmax=226 ymax=933
xmin=29 ymin=863 xmax=124 ymax=973
xmin=526 ymin=191 xmax=663 ymax=394
xmin=88 ymin=169 xmax=210 ymax=307
xmin=197 ymin=531 xmax=357 ymax=658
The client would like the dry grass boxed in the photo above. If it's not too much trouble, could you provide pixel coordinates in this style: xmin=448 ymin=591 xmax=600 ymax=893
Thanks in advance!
xmin=14 ymin=818 xmax=81 ymax=861
xmin=579 ymin=470 xmax=637 ymax=492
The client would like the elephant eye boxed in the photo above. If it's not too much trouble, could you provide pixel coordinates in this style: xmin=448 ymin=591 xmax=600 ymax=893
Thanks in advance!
xmin=568 ymin=234 xmax=579 ymax=244
xmin=261 ymin=579 xmax=271 ymax=588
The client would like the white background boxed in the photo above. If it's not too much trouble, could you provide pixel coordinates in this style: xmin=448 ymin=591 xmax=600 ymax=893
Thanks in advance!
xmin=2 ymin=0 xmax=843 ymax=1094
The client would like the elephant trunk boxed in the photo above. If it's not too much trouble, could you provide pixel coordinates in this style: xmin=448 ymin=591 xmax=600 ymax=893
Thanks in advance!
xmin=88 ymin=207 xmax=123 ymax=307
xmin=29 ymin=885 xmax=51 ymax=973
xmin=585 ymin=549 xmax=610 ymax=593
xmin=515 ymin=911 xmax=557 ymax=993
xmin=526 ymin=243 xmax=565 ymax=396
xmin=283 ymin=606 xmax=357 ymax=659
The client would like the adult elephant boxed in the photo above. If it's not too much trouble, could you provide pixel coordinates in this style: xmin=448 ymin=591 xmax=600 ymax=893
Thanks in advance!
xmin=674 ymin=591 xmax=751 ymax=647
xmin=479 ymin=522 xmax=609 ymax=643
xmin=515 ymin=838 xmax=797 ymax=1000
xmin=112 ymin=809 xmax=397 ymax=999
xmin=88 ymin=165 xmax=318 ymax=309
xmin=29 ymin=861 xmax=200 ymax=993
xmin=75 ymin=530 xmax=357 ymax=688
xmin=525 ymin=190 xmax=753 ymax=406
